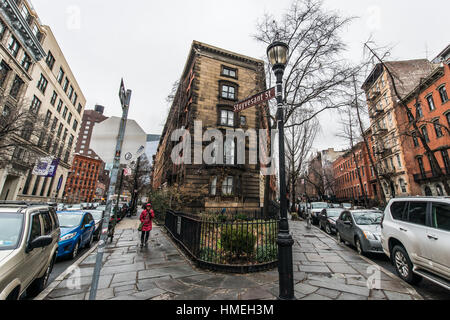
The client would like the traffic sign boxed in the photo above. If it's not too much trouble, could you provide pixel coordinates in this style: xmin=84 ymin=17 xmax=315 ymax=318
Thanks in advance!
xmin=90 ymin=117 xmax=147 ymax=165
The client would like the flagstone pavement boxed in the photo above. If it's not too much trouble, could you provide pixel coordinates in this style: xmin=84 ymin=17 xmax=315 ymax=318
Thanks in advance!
xmin=42 ymin=215 xmax=422 ymax=300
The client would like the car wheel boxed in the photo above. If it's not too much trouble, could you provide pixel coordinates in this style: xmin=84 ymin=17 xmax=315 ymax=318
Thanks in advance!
xmin=71 ymin=241 xmax=80 ymax=260
xmin=325 ymin=224 xmax=332 ymax=235
xmin=336 ymin=231 xmax=343 ymax=244
xmin=355 ymin=238 xmax=364 ymax=255
xmin=392 ymin=245 xmax=422 ymax=285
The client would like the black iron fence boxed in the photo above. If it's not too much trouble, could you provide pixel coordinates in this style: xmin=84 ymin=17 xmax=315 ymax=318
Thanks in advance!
xmin=165 ymin=210 xmax=279 ymax=273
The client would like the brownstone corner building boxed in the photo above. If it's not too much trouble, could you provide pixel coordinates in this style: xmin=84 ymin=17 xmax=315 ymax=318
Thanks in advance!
xmin=152 ymin=41 xmax=272 ymax=212
xmin=63 ymin=105 xmax=108 ymax=203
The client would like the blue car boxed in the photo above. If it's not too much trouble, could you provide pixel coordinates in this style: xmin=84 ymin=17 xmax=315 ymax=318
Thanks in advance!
xmin=56 ymin=211 xmax=96 ymax=259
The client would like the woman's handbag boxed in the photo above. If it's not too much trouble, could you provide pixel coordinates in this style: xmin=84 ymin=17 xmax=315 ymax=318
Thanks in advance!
xmin=138 ymin=222 xmax=144 ymax=232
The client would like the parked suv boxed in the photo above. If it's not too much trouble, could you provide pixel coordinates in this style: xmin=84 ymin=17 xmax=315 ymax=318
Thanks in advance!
xmin=381 ymin=197 xmax=450 ymax=290
xmin=0 ymin=202 xmax=60 ymax=300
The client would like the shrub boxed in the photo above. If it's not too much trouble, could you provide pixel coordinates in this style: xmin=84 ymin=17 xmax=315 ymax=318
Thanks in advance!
xmin=234 ymin=213 xmax=249 ymax=221
xmin=221 ymin=225 xmax=256 ymax=256
xmin=256 ymin=244 xmax=278 ymax=263
xmin=216 ymin=214 xmax=227 ymax=223
xmin=199 ymin=247 xmax=218 ymax=263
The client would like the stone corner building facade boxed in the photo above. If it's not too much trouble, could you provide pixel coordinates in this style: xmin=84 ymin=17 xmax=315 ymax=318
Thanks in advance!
xmin=152 ymin=41 xmax=273 ymax=213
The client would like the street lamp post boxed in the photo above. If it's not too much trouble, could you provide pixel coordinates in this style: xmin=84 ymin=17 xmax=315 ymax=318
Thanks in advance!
xmin=267 ymin=41 xmax=295 ymax=300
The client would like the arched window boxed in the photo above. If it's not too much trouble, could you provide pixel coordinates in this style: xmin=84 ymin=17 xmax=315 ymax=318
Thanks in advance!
xmin=436 ymin=184 xmax=444 ymax=196
xmin=424 ymin=186 xmax=433 ymax=196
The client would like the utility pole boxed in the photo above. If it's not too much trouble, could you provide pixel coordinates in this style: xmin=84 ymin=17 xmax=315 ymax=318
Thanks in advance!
xmin=130 ymin=155 xmax=141 ymax=215
xmin=89 ymin=79 xmax=131 ymax=300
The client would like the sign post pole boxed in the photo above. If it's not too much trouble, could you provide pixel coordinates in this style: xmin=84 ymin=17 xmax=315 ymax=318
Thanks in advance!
xmin=89 ymin=80 xmax=132 ymax=300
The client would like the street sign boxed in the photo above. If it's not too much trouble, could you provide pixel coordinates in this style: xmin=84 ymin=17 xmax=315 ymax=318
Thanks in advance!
xmin=233 ymin=87 xmax=275 ymax=112
xmin=119 ymin=78 xmax=126 ymax=106
xmin=90 ymin=117 xmax=147 ymax=165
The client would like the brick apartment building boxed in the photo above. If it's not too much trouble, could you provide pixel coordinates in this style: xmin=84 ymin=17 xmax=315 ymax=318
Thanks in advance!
xmin=152 ymin=41 xmax=272 ymax=212
xmin=395 ymin=45 xmax=450 ymax=196
xmin=64 ymin=105 xmax=109 ymax=203
xmin=333 ymin=142 xmax=374 ymax=205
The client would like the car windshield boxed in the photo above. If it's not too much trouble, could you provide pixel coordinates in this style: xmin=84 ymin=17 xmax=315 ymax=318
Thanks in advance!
xmin=352 ymin=211 xmax=383 ymax=225
xmin=57 ymin=213 xmax=82 ymax=228
xmin=0 ymin=213 xmax=24 ymax=250
xmin=342 ymin=203 xmax=352 ymax=208
xmin=312 ymin=203 xmax=328 ymax=209
xmin=327 ymin=209 xmax=344 ymax=217
xmin=88 ymin=211 xmax=103 ymax=220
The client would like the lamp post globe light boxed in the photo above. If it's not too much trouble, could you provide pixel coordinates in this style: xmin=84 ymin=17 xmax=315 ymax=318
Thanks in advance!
xmin=267 ymin=41 xmax=295 ymax=300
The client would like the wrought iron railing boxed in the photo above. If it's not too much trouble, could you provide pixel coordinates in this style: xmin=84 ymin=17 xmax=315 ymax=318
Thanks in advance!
xmin=165 ymin=210 xmax=279 ymax=273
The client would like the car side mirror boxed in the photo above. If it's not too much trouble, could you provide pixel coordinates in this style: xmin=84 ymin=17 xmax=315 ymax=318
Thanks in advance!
xmin=28 ymin=235 xmax=53 ymax=252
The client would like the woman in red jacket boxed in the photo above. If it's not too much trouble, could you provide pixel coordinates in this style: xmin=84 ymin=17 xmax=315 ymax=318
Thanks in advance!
xmin=139 ymin=203 xmax=155 ymax=248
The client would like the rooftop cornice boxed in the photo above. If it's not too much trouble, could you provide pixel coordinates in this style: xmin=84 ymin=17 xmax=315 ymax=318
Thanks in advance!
xmin=0 ymin=0 xmax=46 ymax=61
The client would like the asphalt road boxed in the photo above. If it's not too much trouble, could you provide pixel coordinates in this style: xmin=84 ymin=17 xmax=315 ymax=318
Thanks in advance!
xmin=313 ymin=224 xmax=450 ymax=300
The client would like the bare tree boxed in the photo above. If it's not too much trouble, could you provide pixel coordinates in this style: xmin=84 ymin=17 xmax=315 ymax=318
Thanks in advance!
xmin=0 ymin=94 xmax=46 ymax=169
xmin=285 ymin=110 xmax=319 ymax=210
xmin=254 ymin=0 xmax=357 ymax=129
xmin=364 ymin=42 xmax=450 ymax=195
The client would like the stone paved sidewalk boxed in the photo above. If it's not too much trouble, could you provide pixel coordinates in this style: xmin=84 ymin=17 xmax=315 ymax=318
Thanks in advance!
xmin=42 ymin=216 xmax=423 ymax=300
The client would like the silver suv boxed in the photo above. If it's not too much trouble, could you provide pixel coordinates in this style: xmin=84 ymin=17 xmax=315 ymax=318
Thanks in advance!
xmin=0 ymin=202 xmax=60 ymax=300
xmin=381 ymin=197 xmax=450 ymax=290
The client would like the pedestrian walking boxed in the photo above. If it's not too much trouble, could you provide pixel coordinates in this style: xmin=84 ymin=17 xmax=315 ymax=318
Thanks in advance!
xmin=139 ymin=203 xmax=155 ymax=248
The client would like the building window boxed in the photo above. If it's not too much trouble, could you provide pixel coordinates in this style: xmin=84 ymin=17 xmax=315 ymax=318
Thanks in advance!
xmin=73 ymin=120 xmax=78 ymax=131
xmin=9 ymin=75 xmax=24 ymax=98
xmin=221 ymin=84 xmax=236 ymax=100
xmin=224 ymin=140 xmax=235 ymax=164
xmin=441 ymin=150 xmax=450 ymax=174
xmin=44 ymin=110 xmax=52 ymax=126
xmin=407 ymin=109 xmax=414 ymax=122
xmin=436 ymin=184 xmax=444 ymax=196
xmin=415 ymin=103 xmax=423 ymax=118
xmin=72 ymin=92 xmax=78 ymax=105
xmin=51 ymin=118 xmax=58 ymax=131
xmin=7 ymin=36 xmax=21 ymax=58
xmin=57 ymin=99 xmax=63 ymax=113
xmin=77 ymin=103 xmax=82 ymax=114
xmin=50 ymin=91 xmax=57 ymax=105
xmin=57 ymin=124 xmax=63 ymax=137
xmin=412 ymin=131 xmax=419 ymax=147
xmin=426 ymin=95 xmax=436 ymax=111
xmin=240 ymin=116 xmax=246 ymax=126
xmin=434 ymin=120 xmax=443 ymax=138
xmin=68 ymin=85 xmax=74 ymax=99
xmin=438 ymin=85 xmax=448 ymax=104
xmin=210 ymin=177 xmax=217 ymax=196
xmin=46 ymin=51 xmax=55 ymax=70
xmin=62 ymin=106 xmax=68 ymax=119
xmin=222 ymin=66 xmax=237 ymax=78
xmin=63 ymin=77 xmax=69 ymax=92
xmin=37 ymin=74 xmax=48 ymax=94
xmin=0 ymin=61 xmax=11 ymax=88
xmin=417 ymin=157 xmax=426 ymax=177
xmin=222 ymin=177 xmax=233 ymax=196
xmin=447 ymin=112 xmax=450 ymax=127
xmin=0 ymin=19 xmax=6 ymax=40
xmin=396 ymin=154 xmax=402 ymax=169
xmin=21 ymin=53 xmax=31 ymax=72
xmin=57 ymin=67 xmax=65 ymax=84
xmin=421 ymin=126 xmax=430 ymax=143
xmin=220 ymin=109 xmax=234 ymax=127
xmin=399 ymin=179 xmax=407 ymax=193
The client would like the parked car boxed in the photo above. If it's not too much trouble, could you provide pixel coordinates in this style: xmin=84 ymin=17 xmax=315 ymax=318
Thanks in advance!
xmin=330 ymin=203 xmax=342 ymax=208
xmin=336 ymin=209 xmax=384 ymax=255
xmin=319 ymin=208 xmax=345 ymax=235
xmin=0 ymin=202 xmax=60 ymax=300
xmin=56 ymin=203 xmax=66 ymax=211
xmin=67 ymin=204 xmax=82 ymax=211
xmin=342 ymin=203 xmax=352 ymax=209
xmin=84 ymin=210 xmax=105 ymax=241
xmin=56 ymin=211 xmax=95 ymax=260
xmin=381 ymin=197 xmax=450 ymax=290
xmin=309 ymin=202 xmax=329 ymax=225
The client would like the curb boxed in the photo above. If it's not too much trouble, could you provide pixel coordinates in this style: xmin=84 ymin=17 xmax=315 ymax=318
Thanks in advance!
xmin=34 ymin=242 xmax=99 ymax=301
xmin=307 ymin=222 xmax=424 ymax=300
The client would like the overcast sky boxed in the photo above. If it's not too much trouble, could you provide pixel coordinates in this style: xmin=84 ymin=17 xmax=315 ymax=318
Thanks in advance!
xmin=31 ymin=0 xmax=449 ymax=152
